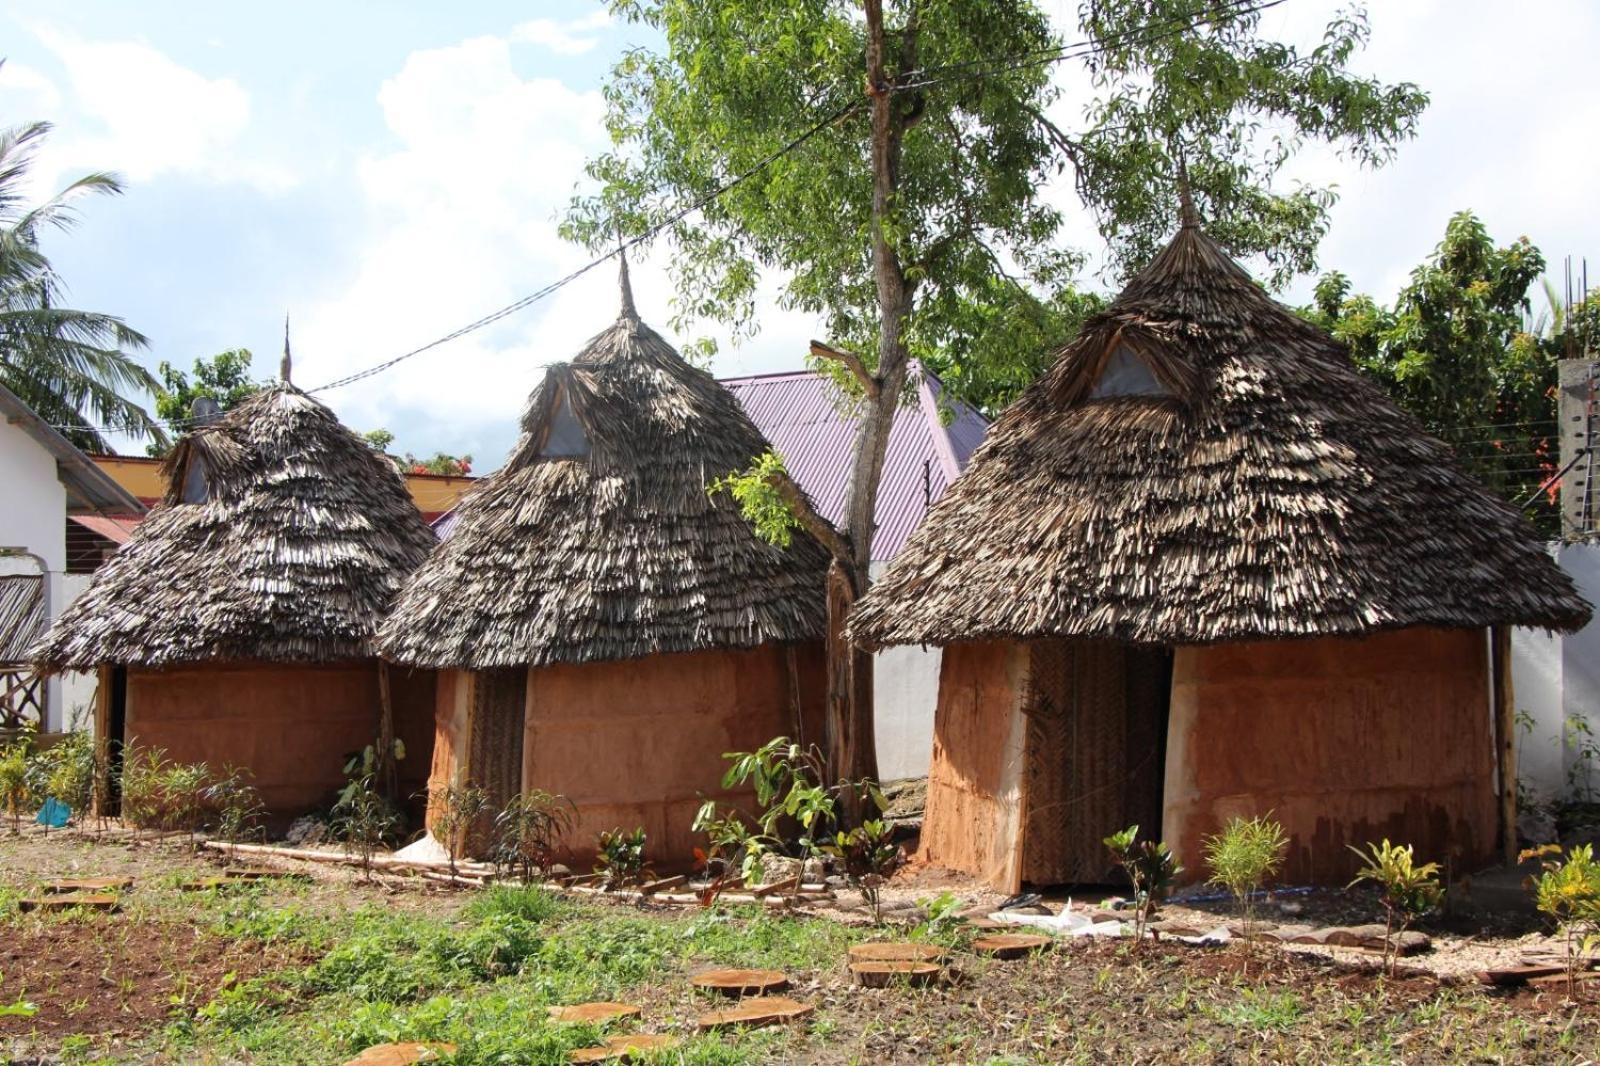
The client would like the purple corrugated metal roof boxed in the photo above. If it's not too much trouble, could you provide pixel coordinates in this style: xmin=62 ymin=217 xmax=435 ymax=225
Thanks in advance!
xmin=722 ymin=361 xmax=989 ymax=562
xmin=430 ymin=362 xmax=989 ymax=557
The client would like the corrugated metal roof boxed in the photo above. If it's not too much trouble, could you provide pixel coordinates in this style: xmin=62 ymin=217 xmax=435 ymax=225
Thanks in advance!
xmin=0 ymin=575 xmax=45 ymax=663
xmin=722 ymin=362 xmax=989 ymax=562
xmin=431 ymin=363 xmax=990 ymax=557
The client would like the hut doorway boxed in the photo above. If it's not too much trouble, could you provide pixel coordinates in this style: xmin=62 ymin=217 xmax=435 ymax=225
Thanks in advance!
xmin=1019 ymin=640 xmax=1171 ymax=887
xmin=469 ymin=668 xmax=526 ymax=820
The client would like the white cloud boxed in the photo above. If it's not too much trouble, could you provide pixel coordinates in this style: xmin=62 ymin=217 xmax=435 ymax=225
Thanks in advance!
xmin=0 ymin=60 xmax=62 ymax=114
xmin=24 ymin=26 xmax=292 ymax=193
xmin=510 ymin=10 xmax=613 ymax=55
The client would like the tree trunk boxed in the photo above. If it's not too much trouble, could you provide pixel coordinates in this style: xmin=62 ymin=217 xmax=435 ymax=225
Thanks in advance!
xmin=816 ymin=0 xmax=915 ymax=807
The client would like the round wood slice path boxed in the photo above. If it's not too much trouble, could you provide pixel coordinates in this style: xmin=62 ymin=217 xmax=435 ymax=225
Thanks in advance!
xmin=343 ymin=1042 xmax=456 ymax=1065
xmin=17 ymin=892 xmax=119 ymax=914
xmin=546 ymin=1002 xmax=642 ymax=1024
xmin=849 ymin=960 xmax=942 ymax=988
xmin=971 ymin=933 xmax=1053 ymax=959
xmin=689 ymin=968 xmax=789 ymax=996
xmin=41 ymin=876 xmax=133 ymax=894
xmin=846 ymin=942 xmax=946 ymax=963
xmin=568 ymin=1034 xmax=680 ymax=1063
xmin=696 ymin=995 xmax=815 ymax=1032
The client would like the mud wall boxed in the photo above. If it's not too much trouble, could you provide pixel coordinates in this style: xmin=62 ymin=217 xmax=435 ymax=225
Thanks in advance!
xmin=916 ymin=641 xmax=1031 ymax=892
xmin=125 ymin=660 xmax=434 ymax=815
xmin=1163 ymin=626 xmax=1496 ymax=884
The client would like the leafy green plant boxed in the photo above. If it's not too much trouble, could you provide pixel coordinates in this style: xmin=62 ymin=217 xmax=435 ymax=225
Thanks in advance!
xmin=1528 ymin=843 xmax=1600 ymax=999
xmin=42 ymin=730 xmax=94 ymax=817
xmin=1203 ymin=813 xmax=1289 ymax=936
xmin=430 ymin=778 xmax=491 ymax=876
xmin=1105 ymin=825 xmax=1181 ymax=948
xmin=0 ymin=734 xmax=33 ymax=832
xmin=691 ymin=802 xmax=771 ymax=902
xmin=492 ymin=790 xmax=577 ymax=882
xmin=820 ymin=818 xmax=898 ymax=923
xmin=595 ymin=827 xmax=651 ymax=890
xmin=117 ymin=745 xmax=215 ymax=840
xmin=334 ymin=772 xmax=402 ymax=880
xmin=1563 ymin=715 xmax=1600 ymax=805
xmin=205 ymin=765 xmax=267 ymax=847
xmin=1347 ymin=839 xmax=1444 ymax=975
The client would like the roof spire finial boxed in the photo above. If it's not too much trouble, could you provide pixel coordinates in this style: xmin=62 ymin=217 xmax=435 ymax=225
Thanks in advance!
xmin=1176 ymin=152 xmax=1200 ymax=230
xmin=616 ymin=223 xmax=638 ymax=321
xmin=280 ymin=312 xmax=293 ymax=383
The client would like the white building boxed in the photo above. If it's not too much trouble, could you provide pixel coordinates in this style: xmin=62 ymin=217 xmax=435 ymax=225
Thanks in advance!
xmin=0 ymin=383 xmax=144 ymax=734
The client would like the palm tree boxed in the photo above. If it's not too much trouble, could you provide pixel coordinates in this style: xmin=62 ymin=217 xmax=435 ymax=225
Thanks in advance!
xmin=0 ymin=117 xmax=167 ymax=452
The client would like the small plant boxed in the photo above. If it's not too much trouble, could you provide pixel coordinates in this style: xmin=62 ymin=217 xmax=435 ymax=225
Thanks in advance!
xmin=42 ymin=730 xmax=95 ymax=818
xmin=1563 ymin=715 xmax=1600 ymax=805
xmin=1527 ymin=843 xmax=1600 ymax=999
xmin=493 ymin=790 xmax=577 ymax=882
xmin=594 ymin=827 xmax=650 ymax=889
xmin=1203 ymin=813 xmax=1289 ymax=936
xmin=334 ymin=772 xmax=402 ymax=880
xmin=1347 ymin=839 xmax=1443 ymax=976
xmin=0 ymin=735 xmax=33 ymax=833
xmin=117 ymin=746 xmax=214 ymax=840
xmin=692 ymin=802 xmax=771 ymax=902
xmin=820 ymin=818 xmax=899 ymax=923
xmin=431 ymin=778 xmax=491 ymax=876
xmin=1104 ymin=824 xmax=1181 ymax=948
xmin=205 ymin=765 xmax=267 ymax=848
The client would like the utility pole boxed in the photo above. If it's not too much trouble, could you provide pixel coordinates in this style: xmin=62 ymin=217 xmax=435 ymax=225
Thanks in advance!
xmin=1557 ymin=358 xmax=1597 ymax=540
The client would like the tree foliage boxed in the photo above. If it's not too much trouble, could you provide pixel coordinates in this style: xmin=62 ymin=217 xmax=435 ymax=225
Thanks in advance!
xmin=148 ymin=348 xmax=262 ymax=454
xmin=0 ymin=118 xmax=164 ymax=453
xmin=1305 ymin=211 xmax=1560 ymax=527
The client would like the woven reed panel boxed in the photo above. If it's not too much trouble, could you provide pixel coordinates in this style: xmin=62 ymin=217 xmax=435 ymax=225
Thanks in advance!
xmin=1021 ymin=640 xmax=1168 ymax=886
xmin=469 ymin=668 xmax=526 ymax=833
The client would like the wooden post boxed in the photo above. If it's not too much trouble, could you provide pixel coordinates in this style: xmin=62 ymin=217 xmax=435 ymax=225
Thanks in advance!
xmin=1491 ymin=625 xmax=1518 ymax=865
xmin=376 ymin=661 xmax=397 ymax=802
xmin=92 ymin=665 xmax=112 ymax=819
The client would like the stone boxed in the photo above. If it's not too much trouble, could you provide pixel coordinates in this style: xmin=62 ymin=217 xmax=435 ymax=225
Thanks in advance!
xmin=1518 ymin=806 xmax=1558 ymax=848
xmin=344 ymin=1042 xmax=456 ymax=1065
xmin=285 ymin=815 xmax=328 ymax=847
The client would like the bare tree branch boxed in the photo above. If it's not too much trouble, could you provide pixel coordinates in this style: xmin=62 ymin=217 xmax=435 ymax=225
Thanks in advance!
xmin=767 ymin=468 xmax=853 ymax=564
xmin=809 ymin=339 xmax=881 ymax=400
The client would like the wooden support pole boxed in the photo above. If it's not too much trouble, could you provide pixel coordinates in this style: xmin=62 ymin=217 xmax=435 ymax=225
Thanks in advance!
xmin=92 ymin=665 xmax=112 ymax=819
xmin=1491 ymin=625 xmax=1518 ymax=866
xmin=377 ymin=661 xmax=397 ymax=802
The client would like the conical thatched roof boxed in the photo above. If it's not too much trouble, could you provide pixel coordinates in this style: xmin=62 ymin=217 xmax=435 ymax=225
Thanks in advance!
xmin=378 ymin=265 xmax=830 ymax=670
xmin=849 ymin=219 xmax=1592 ymax=651
xmin=32 ymin=384 xmax=436 ymax=671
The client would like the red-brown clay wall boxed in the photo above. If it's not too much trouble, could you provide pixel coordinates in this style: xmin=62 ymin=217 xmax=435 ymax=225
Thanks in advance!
xmin=125 ymin=661 xmax=435 ymax=815
xmin=524 ymin=642 xmax=825 ymax=869
xmin=1162 ymin=626 xmax=1496 ymax=884
xmin=916 ymin=641 xmax=1031 ymax=892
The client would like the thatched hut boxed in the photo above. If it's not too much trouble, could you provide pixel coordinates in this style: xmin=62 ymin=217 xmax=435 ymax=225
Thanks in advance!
xmin=848 ymin=211 xmax=1592 ymax=891
xmin=32 ymin=383 xmax=438 ymax=816
xmin=380 ymin=262 xmax=830 ymax=866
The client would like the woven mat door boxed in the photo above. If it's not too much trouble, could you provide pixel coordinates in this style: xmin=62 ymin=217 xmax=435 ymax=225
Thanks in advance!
xmin=1020 ymin=641 xmax=1168 ymax=886
xmin=467 ymin=668 xmax=527 ymax=849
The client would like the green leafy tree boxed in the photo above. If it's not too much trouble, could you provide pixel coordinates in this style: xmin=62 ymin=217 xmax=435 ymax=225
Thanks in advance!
xmin=569 ymin=0 xmax=1426 ymax=792
xmin=148 ymin=348 xmax=263 ymax=455
xmin=404 ymin=451 xmax=473 ymax=476
xmin=0 ymin=118 xmax=165 ymax=452
xmin=362 ymin=428 xmax=396 ymax=452
xmin=1305 ymin=212 xmax=1558 ymax=527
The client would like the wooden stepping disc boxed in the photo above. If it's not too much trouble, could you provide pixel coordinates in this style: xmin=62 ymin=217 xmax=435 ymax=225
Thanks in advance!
xmin=965 ymin=917 xmax=1008 ymax=931
xmin=848 ymin=942 xmax=946 ymax=963
xmin=849 ymin=960 xmax=941 ymax=988
xmin=179 ymin=877 xmax=239 ymax=892
xmin=972 ymin=933 xmax=1052 ymax=959
xmin=18 ymin=892 xmax=119 ymax=913
xmin=42 ymin=876 xmax=133 ymax=894
xmin=547 ymin=1001 xmax=642 ymax=1024
xmin=690 ymin=968 xmax=789 ymax=996
xmin=223 ymin=867 xmax=295 ymax=880
xmin=696 ymin=996 xmax=814 ymax=1031
xmin=344 ymin=1042 xmax=457 ymax=1065
xmin=568 ymin=1034 xmax=681 ymax=1063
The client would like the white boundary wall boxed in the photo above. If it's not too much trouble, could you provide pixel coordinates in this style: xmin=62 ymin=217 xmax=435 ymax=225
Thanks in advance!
xmin=1513 ymin=542 xmax=1600 ymax=803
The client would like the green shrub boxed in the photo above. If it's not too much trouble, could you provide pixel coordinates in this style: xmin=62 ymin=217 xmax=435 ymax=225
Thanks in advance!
xmin=1202 ymin=813 xmax=1289 ymax=934
xmin=1347 ymin=839 xmax=1443 ymax=975
xmin=0 ymin=736 xmax=33 ymax=832
xmin=430 ymin=778 xmax=491 ymax=875
xmin=492 ymin=790 xmax=576 ymax=882
xmin=1105 ymin=824 xmax=1181 ymax=947
xmin=41 ymin=730 xmax=95 ymax=816
xmin=119 ymin=745 xmax=216 ymax=837
xmin=594 ymin=827 xmax=650 ymax=889
xmin=206 ymin=764 xmax=267 ymax=844
xmin=1528 ymin=843 xmax=1600 ymax=999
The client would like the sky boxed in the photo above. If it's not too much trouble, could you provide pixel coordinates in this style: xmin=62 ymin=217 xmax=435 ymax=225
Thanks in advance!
xmin=2 ymin=0 xmax=1598 ymax=468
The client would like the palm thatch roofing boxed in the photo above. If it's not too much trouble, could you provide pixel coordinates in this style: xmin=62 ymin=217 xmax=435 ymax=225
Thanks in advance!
xmin=32 ymin=384 xmax=436 ymax=671
xmin=378 ymin=263 xmax=830 ymax=670
xmin=849 ymin=217 xmax=1592 ymax=651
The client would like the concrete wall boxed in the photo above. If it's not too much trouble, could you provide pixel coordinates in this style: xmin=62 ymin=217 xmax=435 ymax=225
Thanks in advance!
xmin=126 ymin=660 xmax=435 ymax=814
xmin=916 ymin=641 xmax=1030 ymax=892
xmin=1513 ymin=542 xmax=1600 ymax=805
xmin=868 ymin=561 xmax=940 ymax=781
xmin=1163 ymin=627 xmax=1498 ymax=884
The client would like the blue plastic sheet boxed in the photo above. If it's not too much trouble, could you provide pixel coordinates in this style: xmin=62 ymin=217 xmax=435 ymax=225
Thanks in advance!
xmin=36 ymin=797 xmax=69 ymax=828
